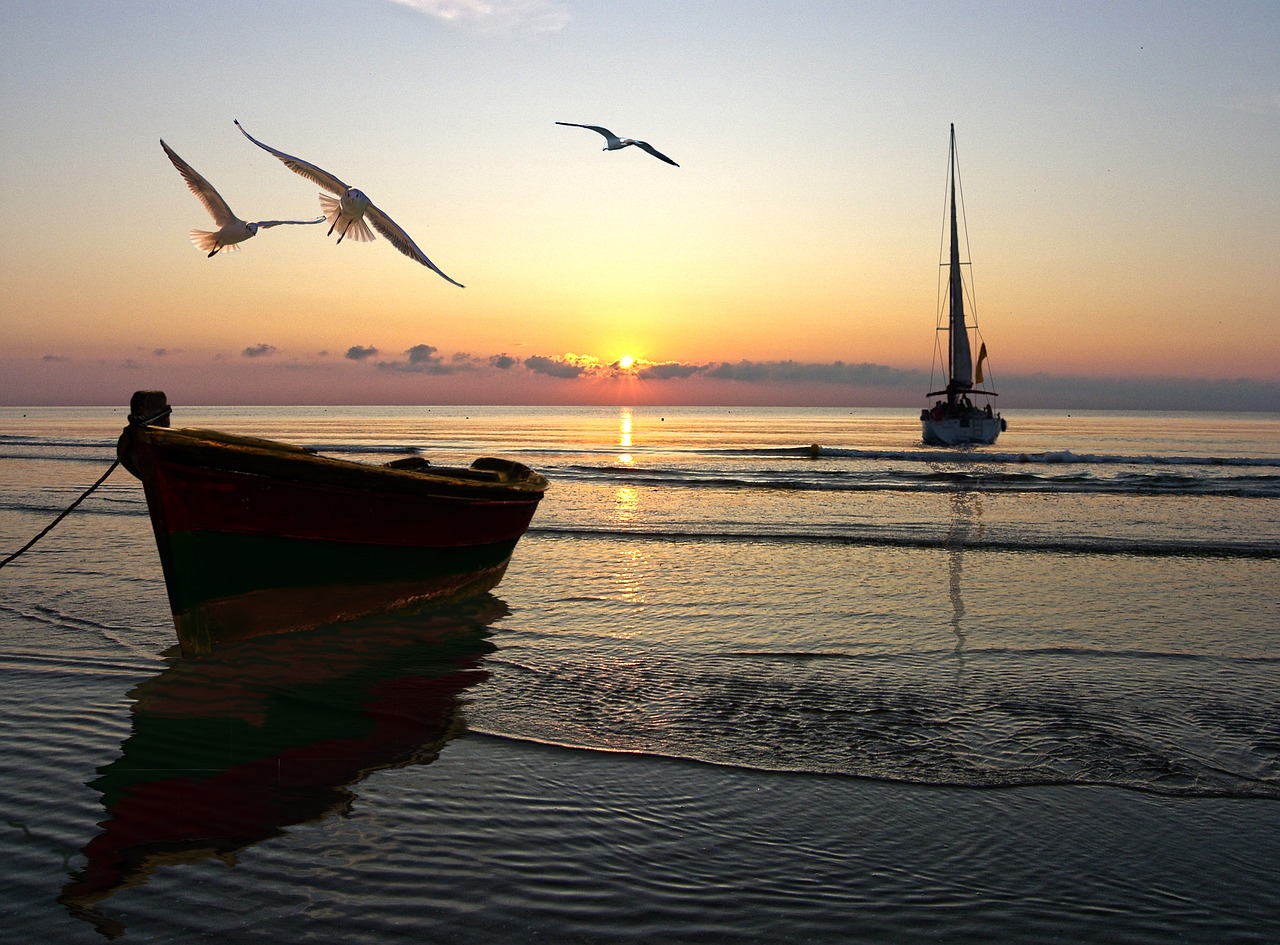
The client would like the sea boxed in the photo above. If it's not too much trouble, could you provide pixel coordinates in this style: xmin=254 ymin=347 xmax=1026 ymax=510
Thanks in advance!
xmin=1 ymin=404 xmax=1277 ymax=944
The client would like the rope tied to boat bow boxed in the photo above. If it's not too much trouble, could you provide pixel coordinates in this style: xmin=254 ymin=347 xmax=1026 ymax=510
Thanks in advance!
xmin=0 ymin=404 xmax=171 ymax=570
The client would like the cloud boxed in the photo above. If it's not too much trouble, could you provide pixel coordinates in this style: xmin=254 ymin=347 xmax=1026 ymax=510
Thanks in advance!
xmin=375 ymin=343 xmax=484 ymax=374
xmin=407 ymin=343 xmax=440 ymax=365
xmin=703 ymin=359 xmax=922 ymax=386
xmin=354 ymin=346 xmax=928 ymax=390
xmin=999 ymin=372 xmax=1280 ymax=412
xmin=388 ymin=0 xmax=570 ymax=32
xmin=242 ymin=343 xmax=278 ymax=358
xmin=524 ymin=355 xmax=584 ymax=378
xmin=637 ymin=361 xmax=703 ymax=380
xmin=41 ymin=354 xmax=70 ymax=362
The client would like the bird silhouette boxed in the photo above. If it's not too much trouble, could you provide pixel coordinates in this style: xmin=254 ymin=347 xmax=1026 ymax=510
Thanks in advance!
xmin=161 ymin=139 xmax=323 ymax=257
xmin=234 ymin=120 xmax=464 ymax=286
xmin=556 ymin=122 xmax=679 ymax=166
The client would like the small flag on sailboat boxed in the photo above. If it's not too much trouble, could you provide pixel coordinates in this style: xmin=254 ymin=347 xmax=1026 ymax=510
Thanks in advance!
xmin=975 ymin=343 xmax=988 ymax=384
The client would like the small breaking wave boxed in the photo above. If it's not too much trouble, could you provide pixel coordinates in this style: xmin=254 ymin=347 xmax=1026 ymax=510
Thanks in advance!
xmin=527 ymin=525 xmax=1280 ymax=558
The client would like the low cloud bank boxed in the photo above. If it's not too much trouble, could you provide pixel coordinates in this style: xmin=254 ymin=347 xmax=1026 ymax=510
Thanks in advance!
xmin=8 ymin=344 xmax=1277 ymax=411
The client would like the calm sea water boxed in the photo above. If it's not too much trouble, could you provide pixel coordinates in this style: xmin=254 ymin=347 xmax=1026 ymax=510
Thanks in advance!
xmin=1 ymin=404 xmax=1278 ymax=943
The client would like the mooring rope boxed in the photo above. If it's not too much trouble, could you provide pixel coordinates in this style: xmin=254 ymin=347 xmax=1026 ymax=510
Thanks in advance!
xmin=0 ymin=460 xmax=120 ymax=569
xmin=0 ymin=403 xmax=171 ymax=570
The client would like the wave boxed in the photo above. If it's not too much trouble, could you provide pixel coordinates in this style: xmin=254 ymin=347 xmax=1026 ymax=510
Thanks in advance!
xmin=0 ymin=435 xmax=113 ymax=446
xmin=467 ymin=731 xmax=1279 ymax=801
xmin=845 ymin=447 xmax=1279 ymax=468
xmin=474 ymin=633 xmax=1280 ymax=801
xmin=0 ymin=496 xmax=143 ymax=517
xmin=0 ymin=451 xmax=117 ymax=466
xmin=552 ymin=462 xmax=1280 ymax=498
xmin=698 ymin=444 xmax=1280 ymax=468
xmin=301 ymin=443 xmax=425 ymax=456
xmin=528 ymin=525 xmax=1280 ymax=559
xmin=724 ymin=647 xmax=1280 ymax=666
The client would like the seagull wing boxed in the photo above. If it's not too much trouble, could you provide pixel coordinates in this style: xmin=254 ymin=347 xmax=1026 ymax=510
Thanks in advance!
xmin=365 ymin=202 xmax=465 ymax=287
xmin=634 ymin=140 xmax=679 ymax=167
xmin=234 ymin=120 xmax=349 ymax=196
xmin=251 ymin=216 xmax=327 ymax=229
xmin=556 ymin=122 xmax=622 ymax=148
xmin=161 ymin=139 xmax=239 ymax=226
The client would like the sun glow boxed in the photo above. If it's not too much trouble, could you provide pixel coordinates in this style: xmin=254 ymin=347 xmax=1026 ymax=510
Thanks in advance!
xmin=618 ymin=354 xmax=635 ymax=370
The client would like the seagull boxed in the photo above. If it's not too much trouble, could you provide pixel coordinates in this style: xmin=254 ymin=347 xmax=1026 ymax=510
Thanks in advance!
xmin=555 ymin=122 xmax=679 ymax=167
xmin=160 ymin=139 xmax=323 ymax=257
xmin=233 ymin=120 xmax=464 ymax=287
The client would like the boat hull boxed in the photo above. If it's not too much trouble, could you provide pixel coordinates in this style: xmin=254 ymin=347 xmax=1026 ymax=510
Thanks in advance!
xmin=921 ymin=412 xmax=1003 ymax=446
xmin=118 ymin=412 xmax=546 ymax=655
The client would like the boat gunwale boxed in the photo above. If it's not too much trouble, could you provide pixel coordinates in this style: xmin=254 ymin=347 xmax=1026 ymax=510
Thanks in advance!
xmin=121 ymin=424 xmax=549 ymax=500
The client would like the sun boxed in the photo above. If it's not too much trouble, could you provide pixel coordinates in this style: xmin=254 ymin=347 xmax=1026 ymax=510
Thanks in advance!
xmin=618 ymin=354 xmax=635 ymax=370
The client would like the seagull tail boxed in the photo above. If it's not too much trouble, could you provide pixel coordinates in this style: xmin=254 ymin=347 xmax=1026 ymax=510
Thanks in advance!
xmin=341 ymin=217 xmax=375 ymax=243
xmin=319 ymin=194 xmax=375 ymax=244
xmin=189 ymin=230 xmax=236 ymax=255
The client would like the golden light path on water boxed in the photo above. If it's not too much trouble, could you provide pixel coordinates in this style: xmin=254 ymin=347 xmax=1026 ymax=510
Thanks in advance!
xmin=617 ymin=407 xmax=634 ymax=466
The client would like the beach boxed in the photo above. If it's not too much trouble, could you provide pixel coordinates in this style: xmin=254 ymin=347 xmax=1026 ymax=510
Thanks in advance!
xmin=1 ymin=405 xmax=1278 ymax=942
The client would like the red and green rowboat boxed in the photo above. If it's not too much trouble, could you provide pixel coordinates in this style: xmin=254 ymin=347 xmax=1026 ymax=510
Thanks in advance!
xmin=117 ymin=391 xmax=547 ymax=655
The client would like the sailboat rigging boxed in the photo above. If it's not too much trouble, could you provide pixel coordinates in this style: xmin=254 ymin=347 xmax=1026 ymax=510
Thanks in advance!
xmin=921 ymin=124 xmax=1006 ymax=446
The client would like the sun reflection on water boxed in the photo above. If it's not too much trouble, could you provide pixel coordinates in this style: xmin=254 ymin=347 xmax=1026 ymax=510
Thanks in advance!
xmin=611 ymin=543 xmax=649 ymax=608
xmin=617 ymin=407 xmax=633 ymax=465
xmin=612 ymin=486 xmax=639 ymax=526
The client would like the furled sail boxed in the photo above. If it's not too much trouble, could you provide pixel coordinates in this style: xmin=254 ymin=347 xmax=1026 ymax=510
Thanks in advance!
xmin=947 ymin=133 xmax=973 ymax=393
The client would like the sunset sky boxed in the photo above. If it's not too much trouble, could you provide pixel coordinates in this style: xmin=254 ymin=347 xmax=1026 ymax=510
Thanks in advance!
xmin=1 ymin=1 xmax=1277 ymax=409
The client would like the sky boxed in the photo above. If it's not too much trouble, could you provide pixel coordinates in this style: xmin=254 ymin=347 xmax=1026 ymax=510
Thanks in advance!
xmin=1 ymin=0 xmax=1278 ymax=409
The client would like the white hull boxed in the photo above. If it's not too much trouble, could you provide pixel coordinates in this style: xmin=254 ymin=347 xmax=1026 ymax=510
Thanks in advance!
xmin=921 ymin=413 xmax=1003 ymax=446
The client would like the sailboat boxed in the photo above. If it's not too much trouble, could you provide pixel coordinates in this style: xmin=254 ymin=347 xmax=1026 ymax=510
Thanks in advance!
xmin=921 ymin=124 xmax=1006 ymax=446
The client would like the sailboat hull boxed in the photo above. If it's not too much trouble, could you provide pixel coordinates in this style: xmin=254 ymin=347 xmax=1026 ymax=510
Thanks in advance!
xmin=921 ymin=412 xmax=1003 ymax=446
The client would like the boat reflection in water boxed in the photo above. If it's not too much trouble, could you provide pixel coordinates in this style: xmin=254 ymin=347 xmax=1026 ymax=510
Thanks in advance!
xmin=59 ymin=596 xmax=506 ymax=938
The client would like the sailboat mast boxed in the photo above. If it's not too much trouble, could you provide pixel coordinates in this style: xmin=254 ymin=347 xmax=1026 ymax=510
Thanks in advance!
xmin=946 ymin=123 xmax=974 ymax=402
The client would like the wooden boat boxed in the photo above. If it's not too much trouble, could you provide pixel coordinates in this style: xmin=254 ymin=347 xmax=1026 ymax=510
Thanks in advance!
xmin=921 ymin=124 xmax=1007 ymax=446
xmin=59 ymin=601 xmax=500 ymax=938
xmin=117 ymin=391 xmax=547 ymax=655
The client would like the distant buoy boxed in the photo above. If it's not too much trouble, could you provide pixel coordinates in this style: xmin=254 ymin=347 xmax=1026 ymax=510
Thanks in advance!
xmin=808 ymin=443 xmax=821 ymax=459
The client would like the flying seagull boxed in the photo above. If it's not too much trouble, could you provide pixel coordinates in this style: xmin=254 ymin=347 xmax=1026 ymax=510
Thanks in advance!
xmin=555 ymin=122 xmax=679 ymax=167
xmin=160 ymin=139 xmax=323 ymax=257
xmin=233 ymin=120 xmax=464 ymax=287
